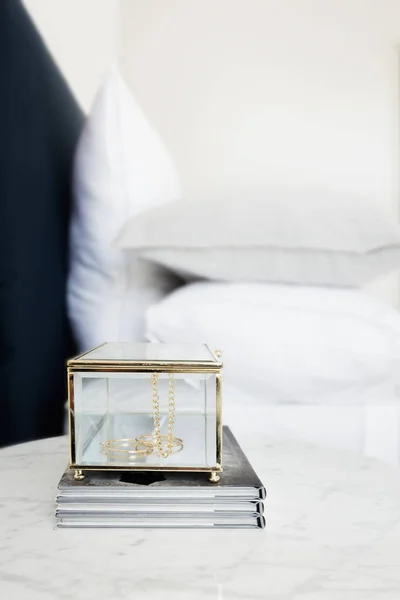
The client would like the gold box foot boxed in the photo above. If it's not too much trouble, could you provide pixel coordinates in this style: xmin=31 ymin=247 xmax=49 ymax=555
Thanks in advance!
xmin=74 ymin=469 xmax=85 ymax=481
xmin=209 ymin=471 xmax=220 ymax=483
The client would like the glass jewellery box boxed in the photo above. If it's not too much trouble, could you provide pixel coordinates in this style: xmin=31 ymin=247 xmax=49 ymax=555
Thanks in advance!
xmin=67 ymin=343 xmax=223 ymax=482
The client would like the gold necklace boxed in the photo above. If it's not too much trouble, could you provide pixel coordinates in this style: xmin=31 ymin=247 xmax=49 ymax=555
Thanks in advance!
xmin=101 ymin=373 xmax=181 ymax=460
xmin=151 ymin=373 xmax=176 ymax=458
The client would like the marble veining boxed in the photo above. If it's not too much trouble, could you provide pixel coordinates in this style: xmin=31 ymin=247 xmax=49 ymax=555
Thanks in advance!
xmin=1 ymin=416 xmax=400 ymax=599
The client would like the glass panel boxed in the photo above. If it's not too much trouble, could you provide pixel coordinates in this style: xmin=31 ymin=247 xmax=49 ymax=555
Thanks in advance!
xmin=77 ymin=342 xmax=217 ymax=363
xmin=73 ymin=371 xmax=217 ymax=468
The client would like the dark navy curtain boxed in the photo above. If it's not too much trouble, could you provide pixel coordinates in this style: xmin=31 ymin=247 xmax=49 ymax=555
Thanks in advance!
xmin=0 ymin=0 xmax=84 ymax=446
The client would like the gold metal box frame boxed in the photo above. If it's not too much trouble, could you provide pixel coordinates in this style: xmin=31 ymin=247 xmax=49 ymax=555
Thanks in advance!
xmin=67 ymin=343 xmax=223 ymax=482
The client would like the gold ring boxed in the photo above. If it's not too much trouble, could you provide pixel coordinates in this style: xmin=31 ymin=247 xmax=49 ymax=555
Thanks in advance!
xmin=136 ymin=435 xmax=184 ymax=453
xmin=101 ymin=438 xmax=154 ymax=456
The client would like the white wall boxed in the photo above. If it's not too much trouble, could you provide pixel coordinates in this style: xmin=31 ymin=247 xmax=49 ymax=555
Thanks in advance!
xmin=24 ymin=0 xmax=119 ymax=112
xmin=119 ymin=0 xmax=400 ymax=205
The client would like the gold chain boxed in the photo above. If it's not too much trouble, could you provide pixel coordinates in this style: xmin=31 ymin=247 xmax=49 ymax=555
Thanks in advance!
xmin=151 ymin=373 xmax=176 ymax=458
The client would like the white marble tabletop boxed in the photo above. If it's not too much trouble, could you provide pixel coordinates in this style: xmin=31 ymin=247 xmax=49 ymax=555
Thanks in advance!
xmin=1 ymin=427 xmax=400 ymax=600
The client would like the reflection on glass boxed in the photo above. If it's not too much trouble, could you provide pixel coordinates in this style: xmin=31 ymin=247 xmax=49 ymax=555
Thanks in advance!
xmin=80 ymin=342 xmax=218 ymax=363
xmin=73 ymin=372 xmax=217 ymax=468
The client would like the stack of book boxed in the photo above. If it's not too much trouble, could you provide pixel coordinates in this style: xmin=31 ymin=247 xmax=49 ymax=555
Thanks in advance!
xmin=55 ymin=427 xmax=266 ymax=529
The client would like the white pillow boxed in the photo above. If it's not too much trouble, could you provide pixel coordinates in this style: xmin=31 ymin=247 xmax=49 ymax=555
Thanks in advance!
xmin=116 ymin=193 xmax=400 ymax=286
xmin=68 ymin=70 xmax=181 ymax=351
xmin=146 ymin=282 xmax=400 ymax=405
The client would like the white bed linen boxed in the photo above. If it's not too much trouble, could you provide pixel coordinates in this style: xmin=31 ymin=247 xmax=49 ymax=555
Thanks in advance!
xmin=223 ymin=382 xmax=400 ymax=465
xmin=116 ymin=192 xmax=400 ymax=287
xmin=68 ymin=70 xmax=181 ymax=352
xmin=146 ymin=282 xmax=400 ymax=405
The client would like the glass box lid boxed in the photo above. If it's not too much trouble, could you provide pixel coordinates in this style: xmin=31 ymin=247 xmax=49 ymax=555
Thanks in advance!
xmin=68 ymin=342 xmax=222 ymax=372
